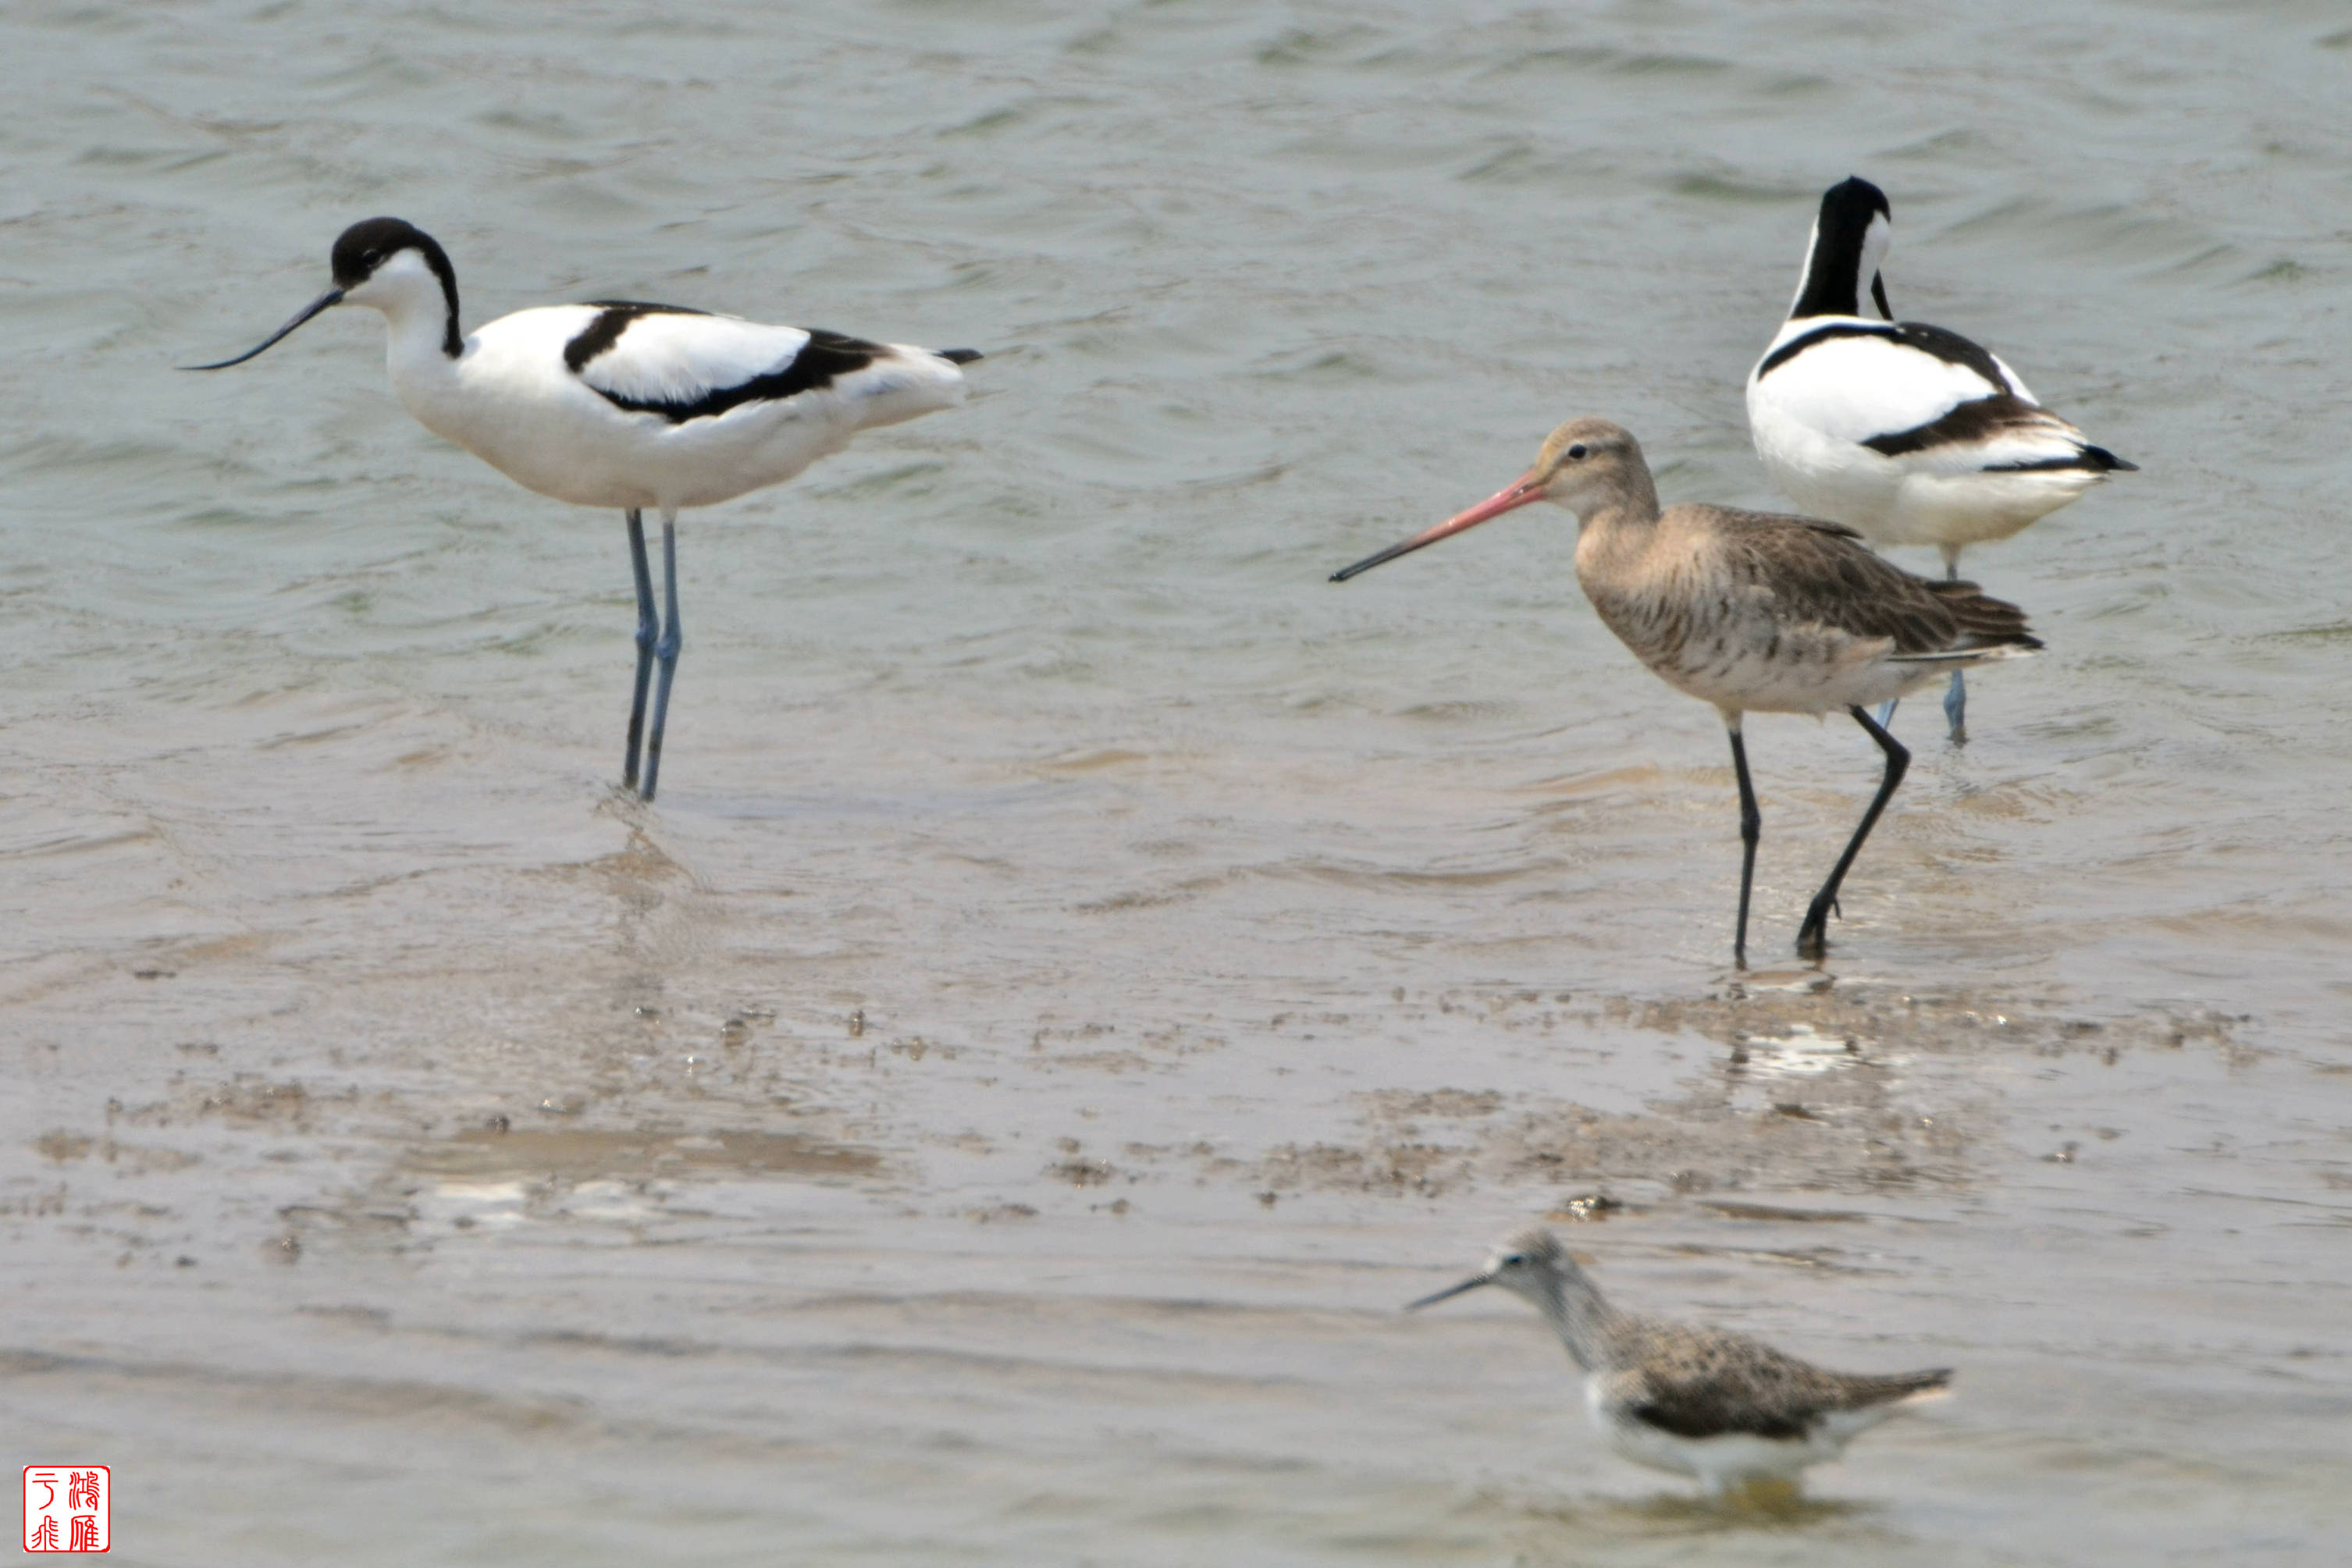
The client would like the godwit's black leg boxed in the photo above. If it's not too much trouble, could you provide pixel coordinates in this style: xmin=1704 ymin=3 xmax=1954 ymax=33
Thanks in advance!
xmin=1795 ymin=705 xmax=1909 ymax=962
xmin=621 ymin=509 xmax=656 ymax=791
xmin=639 ymin=517 xmax=684 ymax=802
xmin=1726 ymin=720 xmax=1762 ymax=969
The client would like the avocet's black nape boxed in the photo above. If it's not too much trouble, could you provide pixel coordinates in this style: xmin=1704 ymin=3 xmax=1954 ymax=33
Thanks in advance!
xmin=1791 ymin=175 xmax=1895 ymax=323
xmin=331 ymin=217 xmax=462 ymax=357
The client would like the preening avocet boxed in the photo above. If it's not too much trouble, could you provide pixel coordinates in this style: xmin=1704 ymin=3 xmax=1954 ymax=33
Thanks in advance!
xmin=1745 ymin=176 xmax=2130 ymax=741
xmin=187 ymin=217 xmax=981 ymax=800
xmin=1409 ymin=1228 xmax=1952 ymax=1501
xmin=1333 ymin=417 xmax=2039 ymax=965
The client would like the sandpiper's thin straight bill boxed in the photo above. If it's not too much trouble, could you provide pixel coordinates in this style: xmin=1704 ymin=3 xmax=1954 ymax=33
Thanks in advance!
xmin=1404 ymin=1273 xmax=1493 ymax=1310
xmin=180 ymin=287 xmax=345 ymax=371
xmin=1329 ymin=471 xmax=1546 ymax=583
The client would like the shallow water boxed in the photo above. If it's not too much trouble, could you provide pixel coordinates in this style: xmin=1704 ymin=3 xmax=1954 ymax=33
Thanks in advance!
xmin=4 ymin=2 xmax=2349 ymax=1563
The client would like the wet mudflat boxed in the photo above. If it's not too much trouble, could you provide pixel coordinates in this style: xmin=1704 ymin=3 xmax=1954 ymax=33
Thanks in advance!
xmin=5 ymin=1 xmax=2350 ymax=1563
xmin=8 ymin=754 xmax=2342 ymax=1565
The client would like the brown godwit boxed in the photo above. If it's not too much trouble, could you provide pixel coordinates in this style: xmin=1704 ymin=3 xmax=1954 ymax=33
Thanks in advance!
xmin=1332 ymin=416 xmax=2040 ymax=965
xmin=1408 ymin=1227 xmax=1952 ymax=1500
xmin=1747 ymin=176 xmax=2132 ymax=741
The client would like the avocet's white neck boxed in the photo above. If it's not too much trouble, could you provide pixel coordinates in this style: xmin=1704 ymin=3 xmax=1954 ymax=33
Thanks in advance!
xmin=340 ymin=248 xmax=463 ymax=378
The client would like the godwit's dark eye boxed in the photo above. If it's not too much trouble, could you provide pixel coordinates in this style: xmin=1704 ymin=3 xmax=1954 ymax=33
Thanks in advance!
xmin=1499 ymin=1253 xmax=1527 ymax=1268
xmin=1566 ymin=443 xmax=1588 ymax=460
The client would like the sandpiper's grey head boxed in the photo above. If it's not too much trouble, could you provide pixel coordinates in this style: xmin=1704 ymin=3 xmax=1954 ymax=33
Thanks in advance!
xmin=1407 ymin=1225 xmax=1585 ymax=1310
xmin=183 ymin=216 xmax=461 ymax=372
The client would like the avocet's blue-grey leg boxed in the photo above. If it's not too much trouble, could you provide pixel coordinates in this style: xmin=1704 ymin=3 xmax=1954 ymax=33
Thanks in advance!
xmin=1726 ymin=719 xmax=1762 ymax=970
xmin=1878 ymin=553 xmax=1973 ymax=738
xmin=639 ymin=515 xmax=683 ymax=802
xmin=1795 ymin=706 xmax=1909 ymax=962
xmin=621 ymin=509 xmax=657 ymax=791
xmin=1940 ymin=551 xmax=1966 ymax=744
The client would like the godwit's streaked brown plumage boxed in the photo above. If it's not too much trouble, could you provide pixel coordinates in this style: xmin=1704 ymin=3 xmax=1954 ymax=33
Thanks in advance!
xmin=1332 ymin=416 xmax=2041 ymax=965
xmin=1407 ymin=1227 xmax=1953 ymax=1499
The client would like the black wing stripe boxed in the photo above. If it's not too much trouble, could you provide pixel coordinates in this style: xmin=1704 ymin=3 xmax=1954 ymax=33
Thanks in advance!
xmin=1862 ymin=392 xmax=2045 ymax=457
xmin=563 ymin=302 xmax=713 ymax=374
xmin=1756 ymin=322 xmax=1888 ymax=380
xmin=1861 ymin=393 xmax=2130 ymax=473
xmin=1755 ymin=319 xmax=2010 ymax=391
xmin=583 ymin=326 xmax=885 ymax=426
xmin=1988 ymin=443 xmax=2137 ymax=474
xmin=1884 ymin=320 xmax=2011 ymax=392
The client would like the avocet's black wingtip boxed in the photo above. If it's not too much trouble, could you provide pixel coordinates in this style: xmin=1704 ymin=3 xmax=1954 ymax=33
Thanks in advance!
xmin=2086 ymin=445 xmax=2138 ymax=472
xmin=937 ymin=347 xmax=984 ymax=364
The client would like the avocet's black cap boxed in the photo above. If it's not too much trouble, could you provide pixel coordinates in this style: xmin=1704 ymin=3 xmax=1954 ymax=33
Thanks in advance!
xmin=332 ymin=219 xmax=461 ymax=354
xmin=331 ymin=217 xmax=450 ymax=290
xmin=1822 ymin=175 xmax=1891 ymax=223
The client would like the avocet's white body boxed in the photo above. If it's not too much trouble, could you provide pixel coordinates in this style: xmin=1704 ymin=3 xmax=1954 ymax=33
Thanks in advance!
xmin=191 ymin=217 xmax=979 ymax=799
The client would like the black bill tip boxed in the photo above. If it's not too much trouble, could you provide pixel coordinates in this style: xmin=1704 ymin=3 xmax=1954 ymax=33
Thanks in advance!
xmin=1330 ymin=535 xmax=1423 ymax=584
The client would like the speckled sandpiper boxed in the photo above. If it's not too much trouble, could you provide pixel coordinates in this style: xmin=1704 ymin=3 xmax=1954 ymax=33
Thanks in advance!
xmin=1408 ymin=1226 xmax=1952 ymax=1499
